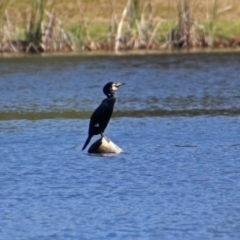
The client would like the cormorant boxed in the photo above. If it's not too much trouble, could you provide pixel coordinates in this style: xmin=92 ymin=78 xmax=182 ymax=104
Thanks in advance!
xmin=82 ymin=82 xmax=124 ymax=151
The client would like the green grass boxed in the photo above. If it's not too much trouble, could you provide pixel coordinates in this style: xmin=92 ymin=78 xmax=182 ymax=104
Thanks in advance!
xmin=156 ymin=21 xmax=177 ymax=43
xmin=199 ymin=20 xmax=240 ymax=40
xmin=214 ymin=21 xmax=240 ymax=39
xmin=27 ymin=0 xmax=47 ymax=44
xmin=68 ymin=22 xmax=111 ymax=44
xmin=85 ymin=23 xmax=111 ymax=41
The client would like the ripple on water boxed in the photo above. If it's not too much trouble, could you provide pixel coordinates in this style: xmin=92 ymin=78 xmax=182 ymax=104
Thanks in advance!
xmin=1 ymin=53 xmax=240 ymax=239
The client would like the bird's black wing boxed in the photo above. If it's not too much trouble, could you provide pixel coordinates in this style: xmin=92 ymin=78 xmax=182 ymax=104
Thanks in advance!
xmin=89 ymin=101 xmax=106 ymax=130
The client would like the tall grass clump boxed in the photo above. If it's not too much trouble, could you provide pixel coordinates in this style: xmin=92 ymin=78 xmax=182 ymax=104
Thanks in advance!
xmin=75 ymin=0 xmax=93 ymax=50
xmin=208 ymin=0 xmax=218 ymax=48
xmin=168 ymin=0 xmax=208 ymax=49
xmin=41 ymin=10 xmax=76 ymax=52
xmin=115 ymin=0 xmax=158 ymax=52
xmin=27 ymin=0 xmax=47 ymax=46
xmin=1 ymin=0 xmax=76 ymax=53
xmin=74 ymin=0 xmax=111 ymax=51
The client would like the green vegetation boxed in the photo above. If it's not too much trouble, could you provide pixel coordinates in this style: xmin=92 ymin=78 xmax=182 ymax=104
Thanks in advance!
xmin=208 ymin=0 xmax=218 ymax=48
xmin=27 ymin=0 xmax=47 ymax=45
xmin=0 ymin=0 xmax=240 ymax=53
xmin=215 ymin=21 xmax=240 ymax=38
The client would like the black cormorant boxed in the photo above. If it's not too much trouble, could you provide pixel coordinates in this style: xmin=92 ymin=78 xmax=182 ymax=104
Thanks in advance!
xmin=82 ymin=82 xmax=124 ymax=151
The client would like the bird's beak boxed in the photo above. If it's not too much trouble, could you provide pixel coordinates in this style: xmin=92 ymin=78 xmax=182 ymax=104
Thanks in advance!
xmin=114 ymin=82 xmax=125 ymax=89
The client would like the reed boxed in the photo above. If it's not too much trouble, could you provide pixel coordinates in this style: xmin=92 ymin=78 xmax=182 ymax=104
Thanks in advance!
xmin=208 ymin=0 xmax=218 ymax=48
xmin=40 ymin=10 xmax=76 ymax=52
xmin=109 ymin=0 xmax=117 ymax=47
xmin=167 ymin=0 xmax=172 ymax=50
xmin=0 ymin=0 xmax=11 ymax=38
xmin=114 ymin=0 xmax=159 ymax=52
xmin=0 ymin=0 xmax=76 ymax=53
xmin=172 ymin=0 xmax=194 ymax=48
xmin=168 ymin=0 xmax=208 ymax=49
xmin=27 ymin=0 xmax=47 ymax=45
xmin=1 ymin=0 xmax=239 ymax=53
xmin=76 ymin=0 xmax=90 ymax=46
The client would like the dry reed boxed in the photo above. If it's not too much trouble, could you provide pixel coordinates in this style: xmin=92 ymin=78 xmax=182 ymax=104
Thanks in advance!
xmin=0 ymin=0 xmax=76 ymax=53
xmin=1 ymin=0 xmax=239 ymax=53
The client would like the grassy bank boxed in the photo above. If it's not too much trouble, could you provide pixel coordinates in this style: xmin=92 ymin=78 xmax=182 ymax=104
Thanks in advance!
xmin=0 ymin=0 xmax=240 ymax=53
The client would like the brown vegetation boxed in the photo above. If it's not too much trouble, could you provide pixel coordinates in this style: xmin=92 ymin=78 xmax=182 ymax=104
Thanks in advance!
xmin=0 ymin=0 xmax=240 ymax=54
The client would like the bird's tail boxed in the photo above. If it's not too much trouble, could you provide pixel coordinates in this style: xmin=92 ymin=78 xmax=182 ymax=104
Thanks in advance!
xmin=82 ymin=135 xmax=92 ymax=151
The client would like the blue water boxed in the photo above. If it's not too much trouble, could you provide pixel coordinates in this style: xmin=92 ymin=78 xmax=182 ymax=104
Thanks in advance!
xmin=0 ymin=52 xmax=240 ymax=239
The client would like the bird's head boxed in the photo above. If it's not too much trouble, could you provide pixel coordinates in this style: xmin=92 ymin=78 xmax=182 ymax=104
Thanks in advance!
xmin=103 ymin=82 xmax=125 ymax=98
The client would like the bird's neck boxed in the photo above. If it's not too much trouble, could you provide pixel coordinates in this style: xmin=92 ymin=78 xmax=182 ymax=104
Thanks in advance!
xmin=107 ymin=93 xmax=114 ymax=98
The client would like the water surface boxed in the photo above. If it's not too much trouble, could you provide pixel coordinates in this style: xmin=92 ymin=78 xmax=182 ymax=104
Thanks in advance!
xmin=0 ymin=52 xmax=240 ymax=240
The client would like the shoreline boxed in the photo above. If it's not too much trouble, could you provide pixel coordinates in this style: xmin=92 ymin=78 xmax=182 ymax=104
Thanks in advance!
xmin=1 ymin=35 xmax=240 ymax=56
xmin=1 ymin=34 xmax=240 ymax=55
xmin=1 ymin=47 xmax=240 ymax=58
